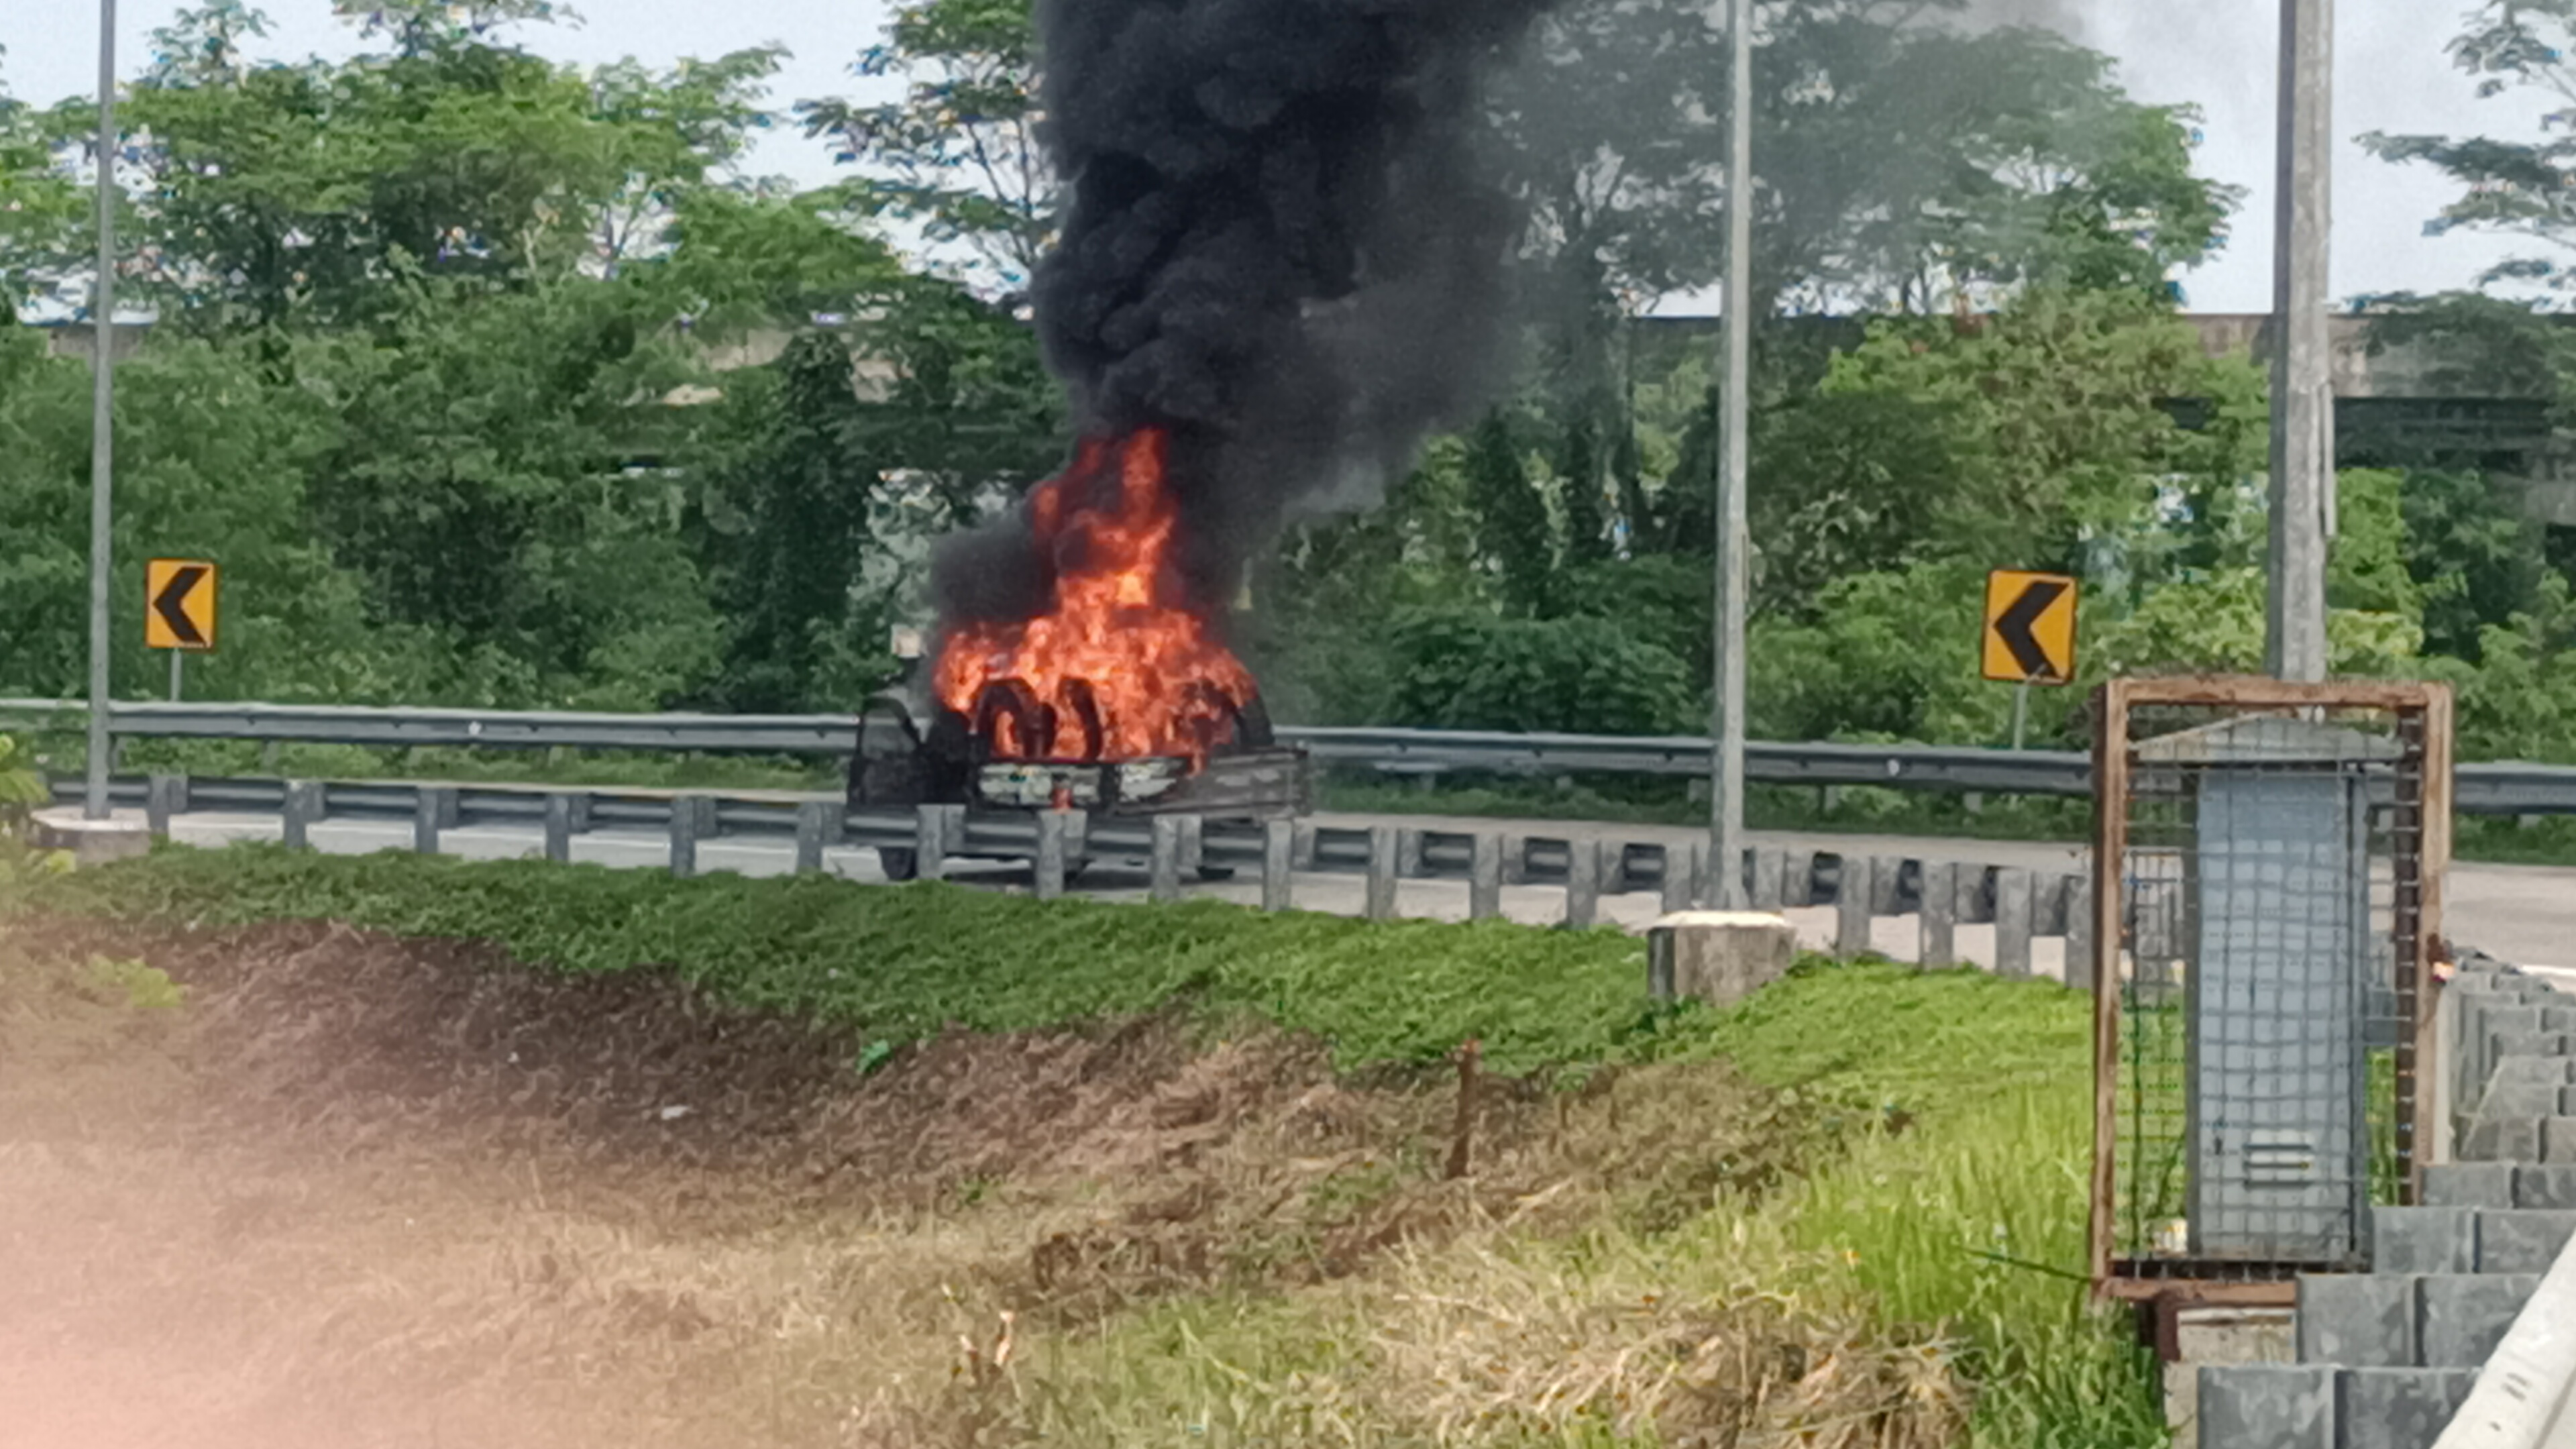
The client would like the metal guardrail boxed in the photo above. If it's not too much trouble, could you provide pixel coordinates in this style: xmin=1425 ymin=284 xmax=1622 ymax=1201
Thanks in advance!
xmin=49 ymin=771 xmax=2112 ymax=979
xmin=5 ymin=696 xmax=2573 ymax=813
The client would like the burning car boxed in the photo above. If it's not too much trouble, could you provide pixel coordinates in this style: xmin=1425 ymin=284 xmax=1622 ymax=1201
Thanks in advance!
xmin=850 ymin=430 xmax=1312 ymax=881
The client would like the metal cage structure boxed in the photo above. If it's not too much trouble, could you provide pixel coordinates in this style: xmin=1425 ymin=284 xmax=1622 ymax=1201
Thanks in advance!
xmin=2088 ymin=678 xmax=2453 ymax=1305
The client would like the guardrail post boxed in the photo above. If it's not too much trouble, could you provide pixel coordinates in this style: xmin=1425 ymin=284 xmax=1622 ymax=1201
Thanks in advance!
xmin=1365 ymin=826 xmax=1401 ymax=921
xmin=1262 ymin=818 xmax=1294 ymax=912
xmin=1921 ymin=861 xmax=1957 ymax=969
xmin=544 ymin=793 xmax=577 ymax=864
xmin=914 ymin=804 xmax=957 ymax=881
xmin=1794 ymin=850 xmax=1827 ymax=909
xmin=2063 ymin=874 xmax=2094 ymax=992
xmin=794 ymin=800 xmax=845 ymax=875
xmin=1750 ymin=848 xmax=1784 ymax=910
xmin=1036 ymin=809 xmax=1075 ymax=902
xmin=1395 ymin=827 xmax=1426 ymax=879
xmin=1291 ymin=822 xmax=1318 ymax=871
xmin=413 ymin=786 xmax=455 ymax=856
xmin=669 ymin=796 xmax=703 ymax=879
xmin=1150 ymin=816 xmax=1185 ymax=903
xmin=144 ymin=773 xmax=186 ymax=839
xmin=1995 ymin=868 xmax=2035 ymax=979
xmin=1501 ymin=834 xmax=1532 ymax=887
xmin=1177 ymin=814 xmax=1204 ymax=877
xmin=1835 ymin=855 xmax=1874 ymax=959
xmin=1659 ymin=843 xmax=1695 ymax=914
xmin=1470 ymin=833 xmax=1504 ymax=920
xmin=1564 ymin=840 xmax=1602 ymax=930
xmin=281 ymin=780 xmax=323 ymax=851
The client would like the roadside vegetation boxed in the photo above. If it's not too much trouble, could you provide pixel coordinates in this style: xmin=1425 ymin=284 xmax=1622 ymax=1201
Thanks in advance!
xmin=8 ymin=842 xmax=2163 ymax=1446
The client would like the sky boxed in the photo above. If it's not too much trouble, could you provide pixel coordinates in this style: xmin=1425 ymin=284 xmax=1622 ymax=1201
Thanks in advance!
xmin=0 ymin=0 xmax=2557 ymax=317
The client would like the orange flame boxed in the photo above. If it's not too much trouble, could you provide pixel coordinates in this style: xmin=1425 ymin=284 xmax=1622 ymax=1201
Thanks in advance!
xmin=934 ymin=429 xmax=1256 ymax=763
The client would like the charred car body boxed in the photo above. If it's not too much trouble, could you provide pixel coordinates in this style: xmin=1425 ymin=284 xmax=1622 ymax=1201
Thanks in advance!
xmin=847 ymin=673 xmax=1313 ymax=882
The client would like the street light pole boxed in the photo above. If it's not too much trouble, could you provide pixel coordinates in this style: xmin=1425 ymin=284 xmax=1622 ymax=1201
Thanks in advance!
xmin=1710 ymin=0 xmax=1753 ymax=910
xmin=2267 ymin=0 xmax=2333 ymax=684
xmin=83 ymin=0 xmax=119 ymax=819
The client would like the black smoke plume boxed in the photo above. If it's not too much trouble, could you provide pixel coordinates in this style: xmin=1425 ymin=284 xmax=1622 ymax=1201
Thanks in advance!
xmin=931 ymin=0 xmax=1560 ymax=629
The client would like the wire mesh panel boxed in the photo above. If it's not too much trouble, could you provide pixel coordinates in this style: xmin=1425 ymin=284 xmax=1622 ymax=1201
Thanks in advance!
xmin=2089 ymin=679 xmax=2451 ymax=1298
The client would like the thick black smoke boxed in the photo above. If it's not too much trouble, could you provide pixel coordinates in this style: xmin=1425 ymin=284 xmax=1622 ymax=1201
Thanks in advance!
xmin=932 ymin=0 xmax=1560 ymax=628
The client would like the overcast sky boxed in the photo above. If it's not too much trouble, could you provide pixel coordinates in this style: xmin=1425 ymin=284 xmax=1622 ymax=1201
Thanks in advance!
xmin=0 ymin=0 xmax=2556 ymax=316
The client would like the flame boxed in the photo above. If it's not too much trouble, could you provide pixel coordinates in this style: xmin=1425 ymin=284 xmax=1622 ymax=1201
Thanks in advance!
xmin=934 ymin=429 xmax=1256 ymax=763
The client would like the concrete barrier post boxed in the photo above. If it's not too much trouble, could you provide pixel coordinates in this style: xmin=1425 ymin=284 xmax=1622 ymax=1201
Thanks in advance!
xmin=1995 ymin=868 xmax=2035 ymax=979
xmin=1177 ymin=814 xmax=1205 ymax=877
xmin=1261 ymin=818 xmax=1294 ymax=912
xmin=914 ymin=804 xmax=954 ymax=880
xmin=1036 ymin=809 xmax=1075 ymax=902
xmin=1150 ymin=815 xmax=1185 ymax=903
xmin=2063 ymin=874 xmax=2095 ymax=992
xmin=543 ymin=793 xmax=577 ymax=863
xmin=1751 ymin=848 xmax=1786 ymax=910
xmin=794 ymin=800 xmax=844 ymax=875
xmin=413 ymin=787 xmax=454 ymax=856
xmin=144 ymin=773 xmax=186 ymax=839
xmin=1835 ymin=855 xmax=1874 ymax=959
xmin=1396 ymin=827 xmax=1426 ymax=879
xmin=1501 ymin=834 xmax=1532 ymax=887
xmin=1366 ymin=826 xmax=1401 ymax=920
xmin=281 ymin=780 xmax=323 ymax=851
xmin=1565 ymin=839 xmax=1602 ymax=930
xmin=1291 ymin=822 xmax=1319 ymax=871
xmin=1470 ymin=833 xmax=1505 ymax=920
xmin=1660 ymin=843 xmax=1694 ymax=914
xmin=668 ymin=796 xmax=702 ymax=879
xmin=1652 ymin=912 xmax=1799 ymax=1007
xmin=1921 ymin=861 xmax=1957 ymax=969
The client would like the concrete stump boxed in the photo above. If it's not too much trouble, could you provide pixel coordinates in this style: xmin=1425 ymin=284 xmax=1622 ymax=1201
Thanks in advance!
xmin=1650 ymin=912 xmax=1798 ymax=1008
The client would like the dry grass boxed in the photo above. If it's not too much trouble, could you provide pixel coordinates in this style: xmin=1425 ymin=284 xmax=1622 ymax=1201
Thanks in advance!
xmin=0 ymin=915 xmax=1966 ymax=1448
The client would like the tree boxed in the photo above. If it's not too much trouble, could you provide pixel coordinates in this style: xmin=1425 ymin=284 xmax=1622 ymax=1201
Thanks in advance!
xmin=0 ymin=56 xmax=80 ymax=313
xmin=799 ymin=0 xmax=1051 ymax=290
xmin=2363 ymin=1 xmax=2576 ymax=290
xmin=105 ymin=2 xmax=786 ymax=333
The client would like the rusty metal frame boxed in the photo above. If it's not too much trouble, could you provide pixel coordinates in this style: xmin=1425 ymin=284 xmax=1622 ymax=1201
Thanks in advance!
xmin=2088 ymin=675 xmax=2454 ymax=1301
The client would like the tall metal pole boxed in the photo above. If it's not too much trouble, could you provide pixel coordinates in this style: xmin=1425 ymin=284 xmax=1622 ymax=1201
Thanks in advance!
xmin=83 ymin=0 xmax=119 ymax=819
xmin=2267 ymin=0 xmax=2332 ymax=683
xmin=1710 ymin=0 xmax=1753 ymax=910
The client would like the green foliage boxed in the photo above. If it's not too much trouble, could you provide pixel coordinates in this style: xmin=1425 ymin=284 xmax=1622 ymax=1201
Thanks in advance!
xmin=798 ymin=0 xmax=1049 ymax=286
xmin=2361 ymin=1 xmax=2576 ymax=290
xmin=1464 ymin=411 xmax=1557 ymax=616
xmin=21 ymin=845 xmax=1664 ymax=1077
xmin=1384 ymin=609 xmax=1699 ymax=737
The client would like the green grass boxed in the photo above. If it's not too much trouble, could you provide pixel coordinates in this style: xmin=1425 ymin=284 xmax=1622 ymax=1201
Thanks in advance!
xmin=12 ymin=842 xmax=2163 ymax=1444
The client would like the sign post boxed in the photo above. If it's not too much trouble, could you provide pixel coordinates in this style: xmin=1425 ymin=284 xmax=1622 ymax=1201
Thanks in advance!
xmin=1983 ymin=570 xmax=2078 ymax=748
xmin=145 ymin=558 xmax=218 ymax=701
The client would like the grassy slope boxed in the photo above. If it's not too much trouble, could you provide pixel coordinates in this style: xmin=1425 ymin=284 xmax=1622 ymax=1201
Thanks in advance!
xmin=14 ymin=844 xmax=2160 ymax=1446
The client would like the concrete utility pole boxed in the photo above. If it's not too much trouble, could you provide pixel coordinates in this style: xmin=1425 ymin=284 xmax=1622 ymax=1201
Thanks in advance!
xmin=1710 ymin=0 xmax=1753 ymax=910
xmin=2267 ymin=0 xmax=2334 ymax=684
xmin=83 ymin=0 xmax=119 ymax=819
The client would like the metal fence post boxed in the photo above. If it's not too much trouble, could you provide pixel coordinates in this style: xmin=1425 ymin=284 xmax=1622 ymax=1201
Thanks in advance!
xmin=1366 ymin=825 xmax=1401 ymax=921
xmin=1564 ymin=839 xmax=1602 ymax=930
xmin=669 ymin=796 xmax=702 ymax=879
xmin=1469 ymin=833 xmax=1505 ymax=921
xmin=1262 ymin=818 xmax=1294 ymax=912
xmin=1835 ymin=855 xmax=1874 ymax=959
xmin=1921 ymin=861 xmax=1957 ymax=969
xmin=1150 ymin=815 xmax=1185 ymax=903
xmin=543 ymin=793 xmax=576 ymax=865
xmin=1995 ymin=867 xmax=2035 ymax=979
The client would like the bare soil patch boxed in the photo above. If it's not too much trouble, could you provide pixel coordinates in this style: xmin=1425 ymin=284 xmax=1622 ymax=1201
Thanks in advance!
xmin=0 ymin=915 xmax=1831 ymax=1448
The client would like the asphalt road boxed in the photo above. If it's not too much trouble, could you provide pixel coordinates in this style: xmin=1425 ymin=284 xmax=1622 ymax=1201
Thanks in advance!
xmin=44 ymin=804 xmax=2576 ymax=978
